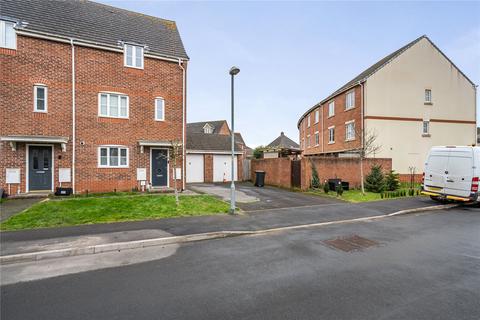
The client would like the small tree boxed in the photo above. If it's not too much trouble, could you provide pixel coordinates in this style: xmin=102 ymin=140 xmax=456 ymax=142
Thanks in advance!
xmin=354 ymin=127 xmax=382 ymax=195
xmin=365 ymin=164 xmax=385 ymax=193
xmin=169 ymin=140 xmax=183 ymax=205
xmin=311 ymin=163 xmax=320 ymax=189
xmin=253 ymin=146 xmax=265 ymax=159
xmin=336 ymin=182 xmax=344 ymax=196
xmin=385 ymin=170 xmax=400 ymax=191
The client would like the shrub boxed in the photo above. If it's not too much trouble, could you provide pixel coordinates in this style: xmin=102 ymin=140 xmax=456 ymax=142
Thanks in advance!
xmin=311 ymin=163 xmax=320 ymax=189
xmin=365 ymin=165 xmax=385 ymax=193
xmin=323 ymin=181 xmax=330 ymax=194
xmin=336 ymin=183 xmax=343 ymax=196
xmin=385 ymin=170 xmax=400 ymax=191
xmin=253 ymin=146 xmax=264 ymax=159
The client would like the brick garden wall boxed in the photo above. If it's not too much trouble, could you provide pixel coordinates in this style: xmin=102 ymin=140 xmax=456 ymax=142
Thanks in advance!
xmin=251 ymin=157 xmax=392 ymax=190
xmin=251 ymin=158 xmax=292 ymax=188
xmin=301 ymin=157 xmax=392 ymax=190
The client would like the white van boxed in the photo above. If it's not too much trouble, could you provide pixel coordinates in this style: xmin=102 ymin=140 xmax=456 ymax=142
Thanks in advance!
xmin=422 ymin=146 xmax=479 ymax=203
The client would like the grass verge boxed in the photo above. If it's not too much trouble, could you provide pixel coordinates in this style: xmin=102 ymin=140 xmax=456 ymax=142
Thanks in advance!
xmin=307 ymin=189 xmax=421 ymax=203
xmin=0 ymin=195 xmax=229 ymax=231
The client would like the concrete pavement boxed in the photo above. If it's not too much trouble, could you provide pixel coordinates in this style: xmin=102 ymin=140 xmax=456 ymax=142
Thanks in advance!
xmin=1 ymin=206 xmax=479 ymax=319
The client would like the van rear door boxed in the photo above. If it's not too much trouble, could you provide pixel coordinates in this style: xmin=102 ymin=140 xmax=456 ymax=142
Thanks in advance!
xmin=424 ymin=148 xmax=449 ymax=192
xmin=444 ymin=148 xmax=474 ymax=198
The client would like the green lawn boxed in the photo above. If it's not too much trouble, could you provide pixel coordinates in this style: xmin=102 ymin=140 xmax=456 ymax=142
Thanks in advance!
xmin=307 ymin=189 xmax=420 ymax=203
xmin=0 ymin=195 xmax=230 ymax=231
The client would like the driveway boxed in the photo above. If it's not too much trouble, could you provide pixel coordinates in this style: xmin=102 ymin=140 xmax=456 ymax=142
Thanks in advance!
xmin=0 ymin=198 xmax=45 ymax=222
xmin=188 ymin=182 xmax=342 ymax=211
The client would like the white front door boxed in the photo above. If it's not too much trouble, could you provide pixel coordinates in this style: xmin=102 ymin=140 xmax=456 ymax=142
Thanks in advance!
xmin=213 ymin=155 xmax=237 ymax=182
xmin=186 ymin=154 xmax=204 ymax=183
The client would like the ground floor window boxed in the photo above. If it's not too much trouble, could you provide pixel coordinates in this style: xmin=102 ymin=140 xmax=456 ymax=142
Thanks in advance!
xmin=422 ymin=120 xmax=430 ymax=135
xmin=98 ymin=146 xmax=129 ymax=168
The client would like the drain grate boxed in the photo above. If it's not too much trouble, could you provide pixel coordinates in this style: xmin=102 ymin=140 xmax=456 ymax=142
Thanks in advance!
xmin=323 ymin=235 xmax=379 ymax=252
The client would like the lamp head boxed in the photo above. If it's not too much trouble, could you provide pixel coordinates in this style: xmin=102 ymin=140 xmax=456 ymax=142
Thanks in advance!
xmin=229 ymin=66 xmax=240 ymax=76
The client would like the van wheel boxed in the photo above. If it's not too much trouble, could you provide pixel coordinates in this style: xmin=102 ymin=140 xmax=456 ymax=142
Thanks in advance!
xmin=430 ymin=196 xmax=447 ymax=204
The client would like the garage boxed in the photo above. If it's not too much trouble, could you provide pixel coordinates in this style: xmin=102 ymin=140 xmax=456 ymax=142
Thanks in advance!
xmin=213 ymin=155 xmax=237 ymax=182
xmin=186 ymin=154 xmax=204 ymax=183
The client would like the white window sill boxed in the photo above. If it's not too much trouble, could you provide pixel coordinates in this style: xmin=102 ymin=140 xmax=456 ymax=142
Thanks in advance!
xmin=98 ymin=166 xmax=129 ymax=169
xmin=328 ymin=115 xmax=334 ymax=118
xmin=328 ymin=141 xmax=335 ymax=145
xmin=345 ymin=107 xmax=355 ymax=111
xmin=124 ymin=64 xmax=144 ymax=70
xmin=0 ymin=46 xmax=16 ymax=50
xmin=345 ymin=138 xmax=356 ymax=142
xmin=98 ymin=115 xmax=129 ymax=120
xmin=424 ymin=102 xmax=433 ymax=105
xmin=34 ymin=110 xmax=48 ymax=113
xmin=155 ymin=119 xmax=165 ymax=122
xmin=422 ymin=134 xmax=431 ymax=137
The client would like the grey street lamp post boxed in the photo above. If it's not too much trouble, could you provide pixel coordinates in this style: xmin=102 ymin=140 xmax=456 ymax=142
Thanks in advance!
xmin=229 ymin=66 xmax=240 ymax=214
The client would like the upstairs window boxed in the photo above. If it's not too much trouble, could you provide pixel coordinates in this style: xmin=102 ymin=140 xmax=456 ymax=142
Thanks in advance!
xmin=314 ymin=110 xmax=319 ymax=123
xmin=124 ymin=44 xmax=144 ymax=69
xmin=328 ymin=126 xmax=335 ymax=144
xmin=203 ymin=123 xmax=214 ymax=134
xmin=422 ymin=120 xmax=430 ymax=135
xmin=155 ymin=98 xmax=165 ymax=121
xmin=307 ymin=115 xmax=311 ymax=127
xmin=99 ymin=93 xmax=129 ymax=118
xmin=314 ymin=132 xmax=319 ymax=146
xmin=328 ymin=101 xmax=335 ymax=117
xmin=99 ymin=146 xmax=129 ymax=168
xmin=34 ymin=85 xmax=47 ymax=112
xmin=425 ymin=89 xmax=432 ymax=104
xmin=346 ymin=91 xmax=355 ymax=110
xmin=345 ymin=121 xmax=355 ymax=141
xmin=0 ymin=20 xmax=16 ymax=49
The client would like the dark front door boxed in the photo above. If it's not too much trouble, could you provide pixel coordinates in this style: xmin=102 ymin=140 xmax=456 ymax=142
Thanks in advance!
xmin=29 ymin=145 xmax=52 ymax=191
xmin=152 ymin=149 xmax=168 ymax=187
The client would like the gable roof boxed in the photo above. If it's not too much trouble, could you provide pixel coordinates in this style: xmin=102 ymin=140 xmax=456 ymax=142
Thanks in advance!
xmin=266 ymin=132 xmax=300 ymax=150
xmin=187 ymin=120 xmax=229 ymax=135
xmin=297 ymin=35 xmax=476 ymax=128
xmin=1 ymin=0 xmax=188 ymax=60
xmin=186 ymin=133 xmax=242 ymax=152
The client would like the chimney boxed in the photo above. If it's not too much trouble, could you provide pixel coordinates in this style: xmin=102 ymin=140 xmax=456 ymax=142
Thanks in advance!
xmin=281 ymin=131 xmax=284 ymax=136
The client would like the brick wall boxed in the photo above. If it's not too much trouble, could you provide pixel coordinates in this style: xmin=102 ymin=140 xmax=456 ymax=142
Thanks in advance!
xmin=251 ymin=158 xmax=292 ymax=188
xmin=251 ymin=156 xmax=392 ymax=190
xmin=301 ymin=157 xmax=392 ymax=190
xmin=1 ymin=35 xmax=185 ymax=194
xmin=204 ymin=154 xmax=213 ymax=183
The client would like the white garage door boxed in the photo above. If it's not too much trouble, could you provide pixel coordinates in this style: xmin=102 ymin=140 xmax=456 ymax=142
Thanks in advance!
xmin=186 ymin=154 xmax=204 ymax=183
xmin=213 ymin=155 xmax=237 ymax=182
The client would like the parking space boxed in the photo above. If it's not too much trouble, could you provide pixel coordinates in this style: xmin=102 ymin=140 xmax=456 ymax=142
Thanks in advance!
xmin=188 ymin=182 xmax=343 ymax=211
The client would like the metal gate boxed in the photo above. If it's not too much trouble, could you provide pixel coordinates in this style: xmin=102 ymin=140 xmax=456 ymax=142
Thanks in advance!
xmin=291 ymin=160 xmax=301 ymax=188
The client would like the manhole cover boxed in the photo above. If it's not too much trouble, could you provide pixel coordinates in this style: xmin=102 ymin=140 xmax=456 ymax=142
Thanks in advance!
xmin=323 ymin=235 xmax=379 ymax=252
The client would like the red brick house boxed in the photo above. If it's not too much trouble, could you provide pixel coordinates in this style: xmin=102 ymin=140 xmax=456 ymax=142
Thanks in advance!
xmin=186 ymin=120 xmax=249 ymax=183
xmin=0 ymin=0 xmax=188 ymax=195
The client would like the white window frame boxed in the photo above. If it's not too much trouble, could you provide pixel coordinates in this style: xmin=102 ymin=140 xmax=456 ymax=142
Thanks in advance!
xmin=345 ymin=91 xmax=355 ymax=110
xmin=155 ymin=97 xmax=165 ymax=121
xmin=98 ymin=146 xmax=129 ymax=168
xmin=422 ymin=120 xmax=430 ymax=135
xmin=345 ymin=120 xmax=355 ymax=141
xmin=328 ymin=126 xmax=335 ymax=144
xmin=314 ymin=131 xmax=319 ymax=146
xmin=307 ymin=115 xmax=311 ymax=127
xmin=424 ymin=89 xmax=432 ymax=104
xmin=33 ymin=85 xmax=48 ymax=113
xmin=0 ymin=20 xmax=16 ymax=49
xmin=124 ymin=44 xmax=144 ymax=69
xmin=314 ymin=110 xmax=319 ymax=124
xmin=307 ymin=134 xmax=311 ymax=148
xmin=98 ymin=92 xmax=129 ymax=119
xmin=328 ymin=101 xmax=335 ymax=117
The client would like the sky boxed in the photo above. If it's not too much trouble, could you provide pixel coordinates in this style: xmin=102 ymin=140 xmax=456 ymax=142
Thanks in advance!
xmin=101 ymin=0 xmax=480 ymax=147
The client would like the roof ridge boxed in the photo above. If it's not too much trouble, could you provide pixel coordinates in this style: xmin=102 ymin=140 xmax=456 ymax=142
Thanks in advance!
xmin=88 ymin=0 xmax=176 ymax=24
